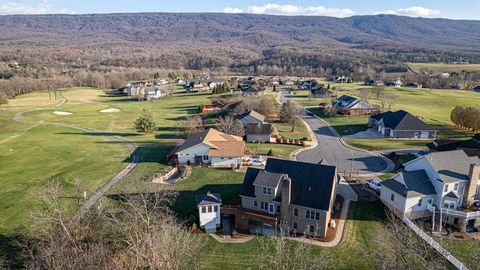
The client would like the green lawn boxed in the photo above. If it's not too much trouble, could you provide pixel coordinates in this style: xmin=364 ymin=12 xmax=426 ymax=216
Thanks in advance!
xmin=246 ymin=142 xmax=301 ymax=157
xmin=345 ymin=138 xmax=429 ymax=151
xmin=199 ymin=201 xmax=386 ymax=269
xmin=408 ymin=62 xmax=480 ymax=74
xmin=437 ymin=239 xmax=480 ymax=270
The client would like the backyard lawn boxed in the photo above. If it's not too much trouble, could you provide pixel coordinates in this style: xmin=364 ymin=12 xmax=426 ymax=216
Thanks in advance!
xmin=437 ymin=239 xmax=480 ymax=270
xmin=198 ymin=201 xmax=387 ymax=269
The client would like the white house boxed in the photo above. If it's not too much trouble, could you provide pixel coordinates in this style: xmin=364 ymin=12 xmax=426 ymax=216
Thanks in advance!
xmin=196 ymin=192 xmax=222 ymax=233
xmin=380 ymin=150 xmax=480 ymax=231
xmin=174 ymin=128 xmax=245 ymax=168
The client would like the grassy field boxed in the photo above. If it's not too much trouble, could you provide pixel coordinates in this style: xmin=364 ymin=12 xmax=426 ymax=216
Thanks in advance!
xmin=408 ymin=62 xmax=480 ymax=74
xmin=0 ymin=87 xmax=309 ymax=233
xmin=199 ymin=201 xmax=386 ymax=269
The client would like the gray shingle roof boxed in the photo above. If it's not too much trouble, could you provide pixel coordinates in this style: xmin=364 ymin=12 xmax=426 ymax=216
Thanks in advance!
xmin=382 ymin=169 xmax=436 ymax=198
xmin=253 ymin=171 xmax=284 ymax=187
xmin=375 ymin=110 xmax=435 ymax=131
xmin=424 ymin=150 xmax=480 ymax=183
xmin=239 ymin=110 xmax=265 ymax=122
xmin=240 ymin=158 xmax=337 ymax=211
xmin=196 ymin=192 xmax=222 ymax=206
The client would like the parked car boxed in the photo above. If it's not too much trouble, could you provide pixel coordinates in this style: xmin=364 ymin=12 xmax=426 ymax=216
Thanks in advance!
xmin=366 ymin=180 xmax=382 ymax=192
xmin=247 ymin=155 xmax=266 ymax=166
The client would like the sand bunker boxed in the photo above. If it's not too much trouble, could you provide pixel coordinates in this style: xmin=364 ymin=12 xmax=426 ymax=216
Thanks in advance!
xmin=100 ymin=108 xmax=120 ymax=113
xmin=53 ymin=111 xmax=73 ymax=116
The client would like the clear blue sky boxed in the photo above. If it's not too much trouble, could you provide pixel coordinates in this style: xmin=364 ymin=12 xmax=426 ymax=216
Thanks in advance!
xmin=0 ymin=0 xmax=478 ymax=20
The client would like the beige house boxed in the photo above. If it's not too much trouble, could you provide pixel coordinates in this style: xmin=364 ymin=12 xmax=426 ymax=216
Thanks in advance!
xmin=225 ymin=158 xmax=337 ymax=237
xmin=174 ymin=128 xmax=245 ymax=168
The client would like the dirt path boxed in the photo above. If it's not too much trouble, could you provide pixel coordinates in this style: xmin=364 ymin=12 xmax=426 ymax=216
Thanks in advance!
xmin=10 ymin=90 xmax=139 ymax=219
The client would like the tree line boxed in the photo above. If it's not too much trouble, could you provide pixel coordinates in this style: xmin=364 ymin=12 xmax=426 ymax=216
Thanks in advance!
xmin=451 ymin=106 xmax=480 ymax=132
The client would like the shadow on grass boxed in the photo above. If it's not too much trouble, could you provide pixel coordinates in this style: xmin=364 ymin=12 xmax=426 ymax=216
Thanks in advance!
xmin=56 ymin=131 xmax=139 ymax=137
xmin=107 ymin=183 xmax=242 ymax=223
xmin=0 ymin=233 xmax=27 ymax=268
xmin=332 ymin=124 xmax=369 ymax=136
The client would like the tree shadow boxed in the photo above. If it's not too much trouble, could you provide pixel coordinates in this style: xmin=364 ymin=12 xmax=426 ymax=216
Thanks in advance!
xmin=55 ymin=131 xmax=139 ymax=137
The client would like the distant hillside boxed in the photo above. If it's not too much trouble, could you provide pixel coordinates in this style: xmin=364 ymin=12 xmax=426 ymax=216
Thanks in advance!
xmin=0 ymin=13 xmax=479 ymax=74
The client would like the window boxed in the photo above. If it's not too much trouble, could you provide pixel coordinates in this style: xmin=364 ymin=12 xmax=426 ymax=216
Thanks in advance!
xmin=306 ymin=210 xmax=311 ymax=219
xmin=309 ymin=225 xmax=315 ymax=234
xmin=261 ymin=202 xmax=265 ymax=210
xmin=444 ymin=184 xmax=449 ymax=192
xmin=294 ymin=208 xmax=298 ymax=217
xmin=428 ymin=199 xmax=433 ymax=205
xmin=292 ymin=222 xmax=298 ymax=230
xmin=202 ymin=155 xmax=209 ymax=161
xmin=315 ymin=212 xmax=320 ymax=221
xmin=208 ymin=206 xmax=212 ymax=213
xmin=262 ymin=187 xmax=272 ymax=196
xmin=276 ymin=204 xmax=281 ymax=213
xmin=418 ymin=199 xmax=422 ymax=207
xmin=268 ymin=204 xmax=274 ymax=214
xmin=253 ymin=201 xmax=257 ymax=208
xmin=201 ymin=206 xmax=206 ymax=213
xmin=454 ymin=183 xmax=459 ymax=192
xmin=444 ymin=202 xmax=449 ymax=208
xmin=214 ymin=205 xmax=218 ymax=212
xmin=390 ymin=193 xmax=395 ymax=201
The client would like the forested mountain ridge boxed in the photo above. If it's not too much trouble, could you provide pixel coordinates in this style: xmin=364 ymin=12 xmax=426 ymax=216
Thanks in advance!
xmin=1 ymin=13 xmax=480 ymax=98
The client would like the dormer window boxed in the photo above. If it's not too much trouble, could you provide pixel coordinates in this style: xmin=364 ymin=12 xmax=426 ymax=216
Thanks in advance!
xmin=444 ymin=184 xmax=448 ymax=192
xmin=454 ymin=183 xmax=459 ymax=192
xmin=262 ymin=187 xmax=273 ymax=196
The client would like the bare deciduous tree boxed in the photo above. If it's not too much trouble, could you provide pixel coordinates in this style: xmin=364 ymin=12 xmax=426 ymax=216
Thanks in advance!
xmin=259 ymin=226 xmax=328 ymax=270
xmin=178 ymin=115 xmax=205 ymax=136
xmin=105 ymin=191 xmax=203 ymax=270
xmin=216 ymin=115 xmax=245 ymax=136
xmin=369 ymin=210 xmax=448 ymax=270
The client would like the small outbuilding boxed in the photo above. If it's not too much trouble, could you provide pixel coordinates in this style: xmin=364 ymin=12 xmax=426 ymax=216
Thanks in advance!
xmin=196 ymin=192 xmax=222 ymax=233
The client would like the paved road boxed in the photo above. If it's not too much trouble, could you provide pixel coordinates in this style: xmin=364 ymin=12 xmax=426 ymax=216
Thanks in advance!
xmin=280 ymin=91 xmax=390 ymax=174
xmin=11 ymin=91 xmax=139 ymax=219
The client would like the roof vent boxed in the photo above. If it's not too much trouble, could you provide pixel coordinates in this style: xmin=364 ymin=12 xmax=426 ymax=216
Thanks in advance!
xmin=308 ymin=186 xmax=311 ymax=192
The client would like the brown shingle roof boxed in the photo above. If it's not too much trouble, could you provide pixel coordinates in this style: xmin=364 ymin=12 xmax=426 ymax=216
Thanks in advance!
xmin=176 ymin=128 xmax=244 ymax=157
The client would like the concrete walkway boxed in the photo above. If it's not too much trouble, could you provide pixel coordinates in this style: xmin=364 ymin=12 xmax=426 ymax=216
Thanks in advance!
xmin=11 ymin=91 xmax=139 ymax=220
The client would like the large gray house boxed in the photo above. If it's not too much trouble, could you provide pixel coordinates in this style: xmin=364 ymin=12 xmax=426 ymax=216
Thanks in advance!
xmin=223 ymin=158 xmax=338 ymax=237
xmin=380 ymin=150 xmax=480 ymax=232
xmin=368 ymin=110 xmax=437 ymax=139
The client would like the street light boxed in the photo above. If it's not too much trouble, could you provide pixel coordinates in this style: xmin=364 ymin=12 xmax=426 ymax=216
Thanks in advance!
xmin=350 ymin=150 xmax=354 ymax=178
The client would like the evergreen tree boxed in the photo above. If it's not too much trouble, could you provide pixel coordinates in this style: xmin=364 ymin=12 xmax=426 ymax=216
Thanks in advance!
xmin=133 ymin=109 xmax=156 ymax=134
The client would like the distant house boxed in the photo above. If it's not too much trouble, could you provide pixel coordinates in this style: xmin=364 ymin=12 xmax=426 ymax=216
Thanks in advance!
xmin=428 ymin=136 xmax=480 ymax=158
xmin=239 ymin=110 xmax=266 ymax=127
xmin=221 ymin=158 xmax=337 ymax=237
xmin=196 ymin=192 xmax=222 ymax=233
xmin=368 ymin=110 xmax=437 ymax=139
xmin=176 ymin=78 xmax=185 ymax=84
xmin=246 ymin=123 xmax=273 ymax=143
xmin=242 ymin=84 xmax=265 ymax=96
xmin=366 ymin=80 xmax=384 ymax=87
xmin=405 ymin=83 xmax=422 ymax=89
xmin=473 ymin=86 xmax=480 ymax=92
xmin=144 ymin=87 xmax=166 ymax=100
xmin=199 ymin=101 xmax=226 ymax=114
xmin=385 ymin=80 xmax=402 ymax=88
xmin=380 ymin=150 xmax=480 ymax=231
xmin=174 ymin=128 xmax=245 ymax=168
xmin=310 ymin=86 xmax=332 ymax=98
xmin=297 ymin=79 xmax=319 ymax=90
xmin=332 ymin=95 xmax=380 ymax=115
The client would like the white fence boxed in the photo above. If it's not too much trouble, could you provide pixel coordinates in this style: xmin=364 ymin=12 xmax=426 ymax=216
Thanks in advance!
xmin=402 ymin=216 xmax=469 ymax=270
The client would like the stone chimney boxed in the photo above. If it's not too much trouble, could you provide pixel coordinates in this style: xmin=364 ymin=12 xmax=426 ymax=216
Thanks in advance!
xmin=463 ymin=164 xmax=480 ymax=208
xmin=280 ymin=175 xmax=292 ymax=222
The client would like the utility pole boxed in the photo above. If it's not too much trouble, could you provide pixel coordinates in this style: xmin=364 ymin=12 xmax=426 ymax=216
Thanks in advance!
xmin=350 ymin=150 xmax=354 ymax=178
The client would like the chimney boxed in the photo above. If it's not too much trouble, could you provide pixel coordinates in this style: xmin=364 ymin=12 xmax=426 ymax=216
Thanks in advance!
xmin=280 ymin=175 xmax=291 ymax=221
xmin=464 ymin=164 xmax=480 ymax=208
